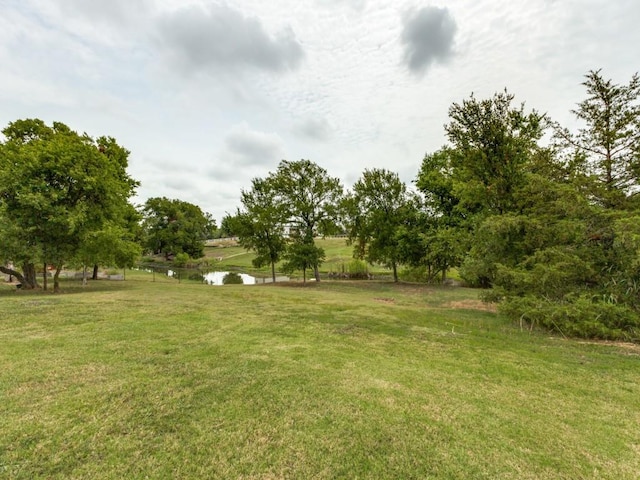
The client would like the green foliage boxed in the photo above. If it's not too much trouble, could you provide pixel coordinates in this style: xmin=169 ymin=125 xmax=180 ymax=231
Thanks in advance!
xmin=141 ymin=197 xmax=215 ymax=260
xmin=499 ymin=295 xmax=640 ymax=341
xmin=0 ymin=118 xmax=139 ymax=290
xmin=346 ymin=258 xmax=369 ymax=279
xmin=282 ymin=239 xmax=325 ymax=283
xmin=173 ymin=252 xmax=191 ymax=267
xmin=224 ymin=177 xmax=287 ymax=282
xmin=222 ymin=272 xmax=243 ymax=285
xmin=345 ymin=168 xmax=414 ymax=282
xmin=233 ymin=159 xmax=342 ymax=282
xmin=554 ymin=69 xmax=640 ymax=207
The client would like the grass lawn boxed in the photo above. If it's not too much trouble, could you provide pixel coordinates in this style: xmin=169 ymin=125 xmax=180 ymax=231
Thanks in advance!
xmin=1 ymin=274 xmax=639 ymax=479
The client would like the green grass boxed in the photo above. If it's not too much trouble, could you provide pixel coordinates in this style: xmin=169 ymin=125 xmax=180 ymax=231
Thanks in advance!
xmin=205 ymin=237 xmax=392 ymax=277
xmin=1 ymin=274 xmax=639 ymax=479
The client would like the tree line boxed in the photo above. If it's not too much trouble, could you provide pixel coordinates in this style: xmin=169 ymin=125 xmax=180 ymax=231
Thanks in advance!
xmin=1 ymin=69 xmax=639 ymax=340
xmin=224 ymin=70 xmax=640 ymax=340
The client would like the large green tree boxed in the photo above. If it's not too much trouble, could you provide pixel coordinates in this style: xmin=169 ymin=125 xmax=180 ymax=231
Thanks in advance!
xmin=268 ymin=160 xmax=343 ymax=282
xmin=0 ymin=119 xmax=139 ymax=291
xmin=444 ymin=90 xmax=546 ymax=216
xmin=345 ymin=168 xmax=415 ymax=282
xmin=140 ymin=197 xmax=215 ymax=260
xmin=465 ymin=71 xmax=640 ymax=340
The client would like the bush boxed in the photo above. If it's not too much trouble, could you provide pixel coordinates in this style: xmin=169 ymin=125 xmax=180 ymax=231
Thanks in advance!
xmin=222 ymin=272 xmax=243 ymax=285
xmin=499 ymin=294 xmax=640 ymax=342
xmin=347 ymin=259 xmax=369 ymax=279
xmin=173 ymin=253 xmax=190 ymax=267
xmin=400 ymin=266 xmax=431 ymax=283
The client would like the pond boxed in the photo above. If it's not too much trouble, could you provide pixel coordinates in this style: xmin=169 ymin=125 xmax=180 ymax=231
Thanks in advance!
xmin=164 ymin=269 xmax=289 ymax=285
xmin=202 ymin=271 xmax=257 ymax=285
xmin=183 ymin=271 xmax=290 ymax=286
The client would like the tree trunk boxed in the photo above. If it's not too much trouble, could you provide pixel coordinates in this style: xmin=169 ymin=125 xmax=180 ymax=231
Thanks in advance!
xmin=271 ymin=261 xmax=276 ymax=283
xmin=303 ymin=267 xmax=306 ymax=284
xmin=22 ymin=262 xmax=39 ymax=289
xmin=82 ymin=265 xmax=88 ymax=286
xmin=53 ymin=265 xmax=63 ymax=293
xmin=92 ymin=264 xmax=99 ymax=280
xmin=43 ymin=263 xmax=48 ymax=291
xmin=0 ymin=265 xmax=27 ymax=286
xmin=313 ymin=264 xmax=320 ymax=282
xmin=392 ymin=261 xmax=398 ymax=283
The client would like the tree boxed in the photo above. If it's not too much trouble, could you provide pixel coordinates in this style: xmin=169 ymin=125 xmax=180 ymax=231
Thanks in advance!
xmin=223 ymin=177 xmax=287 ymax=282
xmin=268 ymin=160 xmax=343 ymax=282
xmin=281 ymin=236 xmax=325 ymax=284
xmin=345 ymin=169 xmax=414 ymax=282
xmin=141 ymin=197 xmax=216 ymax=260
xmin=445 ymin=90 xmax=546 ymax=216
xmin=0 ymin=119 xmax=139 ymax=291
xmin=554 ymin=69 xmax=640 ymax=208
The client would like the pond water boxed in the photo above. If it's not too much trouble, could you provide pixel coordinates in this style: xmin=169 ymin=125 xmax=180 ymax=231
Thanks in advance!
xmin=202 ymin=271 xmax=257 ymax=285
xmin=164 ymin=269 xmax=289 ymax=285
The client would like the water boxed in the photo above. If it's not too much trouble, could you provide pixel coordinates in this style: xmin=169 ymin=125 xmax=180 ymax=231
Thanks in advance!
xmin=202 ymin=271 xmax=257 ymax=285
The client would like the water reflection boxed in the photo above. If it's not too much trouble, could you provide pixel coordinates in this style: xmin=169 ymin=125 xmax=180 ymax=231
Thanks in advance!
xmin=203 ymin=271 xmax=256 ymax=285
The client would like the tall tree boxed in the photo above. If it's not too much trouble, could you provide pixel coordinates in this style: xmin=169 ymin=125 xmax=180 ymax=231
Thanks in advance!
xmin=445 ymin=90 xmax=546 ymax=215
xmin=268 ymin=160 xmax=343 ymax=282
xmin=223 ymin=177 xmax=287 ymax=282
xmin=554 ymin=69 xmax=640 ymax=208
xmin=345 ymin=168 xmax=414 ymax=282
xmin=141 ymin=197 xmax=216 ymax=260
xmin=0 ymin=119 xmax=138 ymax=291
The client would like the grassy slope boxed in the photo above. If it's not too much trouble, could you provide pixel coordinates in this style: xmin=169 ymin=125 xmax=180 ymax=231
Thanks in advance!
xmin=204 ymin=237 xmax=391 ymax=277
xmin=1 ymin=275 xmax=639 ymax=479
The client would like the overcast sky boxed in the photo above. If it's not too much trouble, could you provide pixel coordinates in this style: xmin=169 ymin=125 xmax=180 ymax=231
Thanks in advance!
xmin=2 ymin=0 xmax=639 ymax=222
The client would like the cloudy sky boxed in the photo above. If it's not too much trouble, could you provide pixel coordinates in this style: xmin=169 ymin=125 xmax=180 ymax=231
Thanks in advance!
xmin=2 ymin=0 xmax=639 ymax=222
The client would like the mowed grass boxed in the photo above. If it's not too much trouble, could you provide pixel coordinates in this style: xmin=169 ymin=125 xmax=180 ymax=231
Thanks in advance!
xmin=1 ymin=275 xmax=639 ymax=479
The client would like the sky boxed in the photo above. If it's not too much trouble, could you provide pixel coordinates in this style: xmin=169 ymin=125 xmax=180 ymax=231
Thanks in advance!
xmin=1 ymin=0 xmax=639 ymax=223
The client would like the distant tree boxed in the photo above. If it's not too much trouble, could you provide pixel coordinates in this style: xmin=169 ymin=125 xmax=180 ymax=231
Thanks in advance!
xmin=281 ymin=236 xmax=325 ymax=284
xmin=141 ymin=197 xmax=216 ymax=260
xmin=345 ymin=169 xmax=415 ymax=282
xmin=222 ymin=272 xmax=244 ymax=285
xmin=268 ymin=160 xmax=343 ymax=282
xmin=223 ymin=177 xmax=287 ymax=282
xmin=0 ymin=119 xmax=139 ymax=291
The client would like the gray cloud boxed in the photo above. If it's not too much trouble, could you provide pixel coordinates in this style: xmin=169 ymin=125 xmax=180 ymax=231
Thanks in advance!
xmin=293 ymin=117 xmax=332 ymax=142
xmin=157 ymin=4 xmax=304 ymax=75
xmin=223 ymin=124 xmax=285 ymax=167
xmin=401 ymin=6 xmax=457 ymax=76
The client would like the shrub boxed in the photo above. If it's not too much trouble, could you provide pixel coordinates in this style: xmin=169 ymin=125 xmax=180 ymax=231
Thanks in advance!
xmin=347 ymin=259 xmax=369 ymax=279
xmin=173 ymin=253 xmax=190 ymax=267
xmin=222 ymin=272 xmax=243 ymax=285
xmin=499 ymin=294 xmax=640 ymax=342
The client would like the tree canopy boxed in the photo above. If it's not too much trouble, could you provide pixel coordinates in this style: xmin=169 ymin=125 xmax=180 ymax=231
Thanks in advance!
xmin=140 ymin=197 xmax=216 ymax=260
xmin=0 ymin=119 xmax=139 ymax=291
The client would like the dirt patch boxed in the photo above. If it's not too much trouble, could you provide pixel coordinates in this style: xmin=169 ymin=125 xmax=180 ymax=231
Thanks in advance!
xmin=577 ymin=340 xmax=640 ymax=354
xmin=445 ymin=299 xmax=497 ymax=313
xmin=373 ymin=297 xmax=395 ymax=304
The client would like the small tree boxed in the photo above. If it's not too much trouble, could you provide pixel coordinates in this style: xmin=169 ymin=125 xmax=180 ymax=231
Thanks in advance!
xmin=223 ymin=177 xmax=287 ymax=282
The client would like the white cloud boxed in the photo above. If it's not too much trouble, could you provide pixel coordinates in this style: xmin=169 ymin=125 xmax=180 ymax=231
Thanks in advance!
xmin=2 ymin=0 xmax=640 ymax=223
